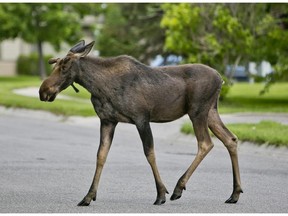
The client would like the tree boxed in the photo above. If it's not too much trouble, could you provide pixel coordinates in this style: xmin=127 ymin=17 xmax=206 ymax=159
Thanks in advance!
xmin=0 ymin=3 xmax=101 ymax=79
xmin=161 ymin=3 xmax=288 ymax=95
xmin=97 ymin=3 xmax=167 ymax=64
xmin=161 ymin=4 xmax=254 ymax=74
xmin=250 ymin=3 xmax=288 ymax=93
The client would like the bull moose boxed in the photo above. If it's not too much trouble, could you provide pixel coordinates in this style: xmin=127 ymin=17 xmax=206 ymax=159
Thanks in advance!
xmin=39 ymin=40 xmax=243 ymax=206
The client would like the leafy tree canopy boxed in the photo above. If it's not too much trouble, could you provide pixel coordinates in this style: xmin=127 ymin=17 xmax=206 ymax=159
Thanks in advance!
xmin=161 ymin=3 xmax=288 ymax=92
xmin=97 ymin=3 xmax=166 ymax=64
xmin=0 ymin=3 xmax=102 ymax=78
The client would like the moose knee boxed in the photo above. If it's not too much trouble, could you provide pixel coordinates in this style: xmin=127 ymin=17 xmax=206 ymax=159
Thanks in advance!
xmin=199 ymin=142 xmax=214 ymax=155
xmin=225 ymin=137 xmax=238 ymax=154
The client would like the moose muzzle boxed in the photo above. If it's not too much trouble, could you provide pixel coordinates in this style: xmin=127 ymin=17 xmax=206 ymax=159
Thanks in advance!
xmin=39 ymin=82 xmax=59 ymax=102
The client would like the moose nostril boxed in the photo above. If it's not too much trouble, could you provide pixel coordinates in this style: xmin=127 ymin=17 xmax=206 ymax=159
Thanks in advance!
xmin=39 ymin=90 xmax=48 ymax=101
xmin=39 ymin=93 xmax=46 ymax=101
xmin=39 ymin=86 xmax=51 ymax=101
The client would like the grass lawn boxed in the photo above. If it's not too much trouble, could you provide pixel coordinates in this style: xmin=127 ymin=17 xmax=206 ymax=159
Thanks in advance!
xmin=181 ymin=121 xmax=288 ymax=147
xmin=226 ymin=121 xmax=288 ymax=147
xmin=0 ymin=76 xmax=95 ymax=116
xmin=1 ymin=76 xmax=288 ymax=115
xmin=219 ymin=82 xmax=288 ymax=113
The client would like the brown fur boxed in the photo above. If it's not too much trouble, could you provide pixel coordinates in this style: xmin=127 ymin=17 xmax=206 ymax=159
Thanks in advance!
xmin=39 ymin=41 xmax=243 ymax=206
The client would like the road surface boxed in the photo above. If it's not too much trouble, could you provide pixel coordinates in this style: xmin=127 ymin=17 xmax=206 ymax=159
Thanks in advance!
xmin=0 ymin=107 xmax=287 ymax=213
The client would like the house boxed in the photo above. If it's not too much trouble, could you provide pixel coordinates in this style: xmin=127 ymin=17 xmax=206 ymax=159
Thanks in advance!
xmin=0 ymin=15 xmax=96 ymax=76
xmin=0 ymin=38 xmax=31 ymax=76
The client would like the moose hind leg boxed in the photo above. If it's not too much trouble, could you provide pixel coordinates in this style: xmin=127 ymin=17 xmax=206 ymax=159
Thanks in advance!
xmin=136 ymin=121 xmax=169 ymax=205
xmin=208 ymin=108 xmax=243 ymax=203
xmin=171 ymin=114 xmax=214 ymax=201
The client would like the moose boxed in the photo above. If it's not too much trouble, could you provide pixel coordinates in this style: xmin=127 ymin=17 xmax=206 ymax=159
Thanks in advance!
xmin=39 ymin=40 xmax=243 ymax=206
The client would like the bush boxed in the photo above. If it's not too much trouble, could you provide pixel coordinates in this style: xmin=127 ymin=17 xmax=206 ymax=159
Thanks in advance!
xmin=17 ymin=53 xmax=53 ymax=76
xmin=219 ymin=75 xmax=231 ymax=101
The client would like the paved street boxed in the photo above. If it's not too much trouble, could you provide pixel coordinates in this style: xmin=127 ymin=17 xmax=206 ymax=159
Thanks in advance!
xmin=0 ymin=106 xmax=288 ymax=213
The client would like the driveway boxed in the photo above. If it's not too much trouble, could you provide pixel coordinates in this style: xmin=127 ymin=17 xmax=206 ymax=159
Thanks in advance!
xmin=0 ymin=106 xmax=287 ymax=213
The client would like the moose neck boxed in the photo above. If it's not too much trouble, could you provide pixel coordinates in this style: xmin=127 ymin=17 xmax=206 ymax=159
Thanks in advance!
xmin=74 ymin=57 xmax=111 ymax=96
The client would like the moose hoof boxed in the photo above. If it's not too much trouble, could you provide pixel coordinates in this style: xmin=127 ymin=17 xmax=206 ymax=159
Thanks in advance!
xmin=77 ymin=199 xmax=91 ymax=206
xmin=225 ymin=189 xmax=243 ymax=204
xmin=170 ymin=185 xmax=185 ymax=201
xmin=153 ymin=197 xmax=166 ymax=205
xmin=170 ymin=193 xmax=182 ymax=201
xmin=77 ymin=193 xmax=96 ymax=206
xmin=153 ymin=188 xmax=169 ymax=205
xmin=225 ymin=197 xmax=238 ymax=204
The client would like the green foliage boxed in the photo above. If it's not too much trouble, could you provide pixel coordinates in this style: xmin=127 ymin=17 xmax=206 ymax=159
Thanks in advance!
xmin=219 ymin=75 xmax=230 ymax=101
xmin=97 ymin=4 xmax=128 ymax=56
xmin=161 ymin=3 xmax=253 ymax=68
xmin=16 ymin=53 xmax=52 ymax=76
xmin=161 ymin=3 xmax=288 ymax=94
xmin=181 ymin=120 xmax=288 ymax=147
xmin=97 ymin=3 xmax=166 ymax=64
xmin=1 ymin=3 xmax=102 ymax=47
xmin=0 ymin=4 xmax=29 ymax=40
xmin=0 ymin=3 xmax=101 ymax=77
xmin=0 ymin=4 xmax=86 ymax=48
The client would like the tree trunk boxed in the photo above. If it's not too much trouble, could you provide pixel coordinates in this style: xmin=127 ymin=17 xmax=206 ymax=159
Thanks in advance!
xmin=37 ymin=40 xmax=46 ymax=80
xmin=228 ymin=55 xmax=242 ymax=81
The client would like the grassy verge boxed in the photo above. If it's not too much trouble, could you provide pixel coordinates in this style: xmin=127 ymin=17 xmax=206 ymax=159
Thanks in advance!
xmin=0 ymin=76 xmax=288 ymax=116
xmin=181 ymin=121 xmax=288 ymax=147
xmin=1 ymin=76 xmax=288 ymax=116
xmin=219 ymin=82 xmax=288 ymax=113
xmin=0 ymin=76 xmax=95 ymax=116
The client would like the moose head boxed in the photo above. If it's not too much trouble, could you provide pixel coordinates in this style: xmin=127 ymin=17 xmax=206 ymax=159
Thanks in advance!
xmin=39 ymin=40 xmax=95 ymax=102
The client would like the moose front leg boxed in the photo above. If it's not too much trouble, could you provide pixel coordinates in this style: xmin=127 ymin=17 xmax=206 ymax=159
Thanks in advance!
xmin=78 ymin=120 xmax=117 ymax=206
xmin=136 ymin=121 xmax=169 ymax=205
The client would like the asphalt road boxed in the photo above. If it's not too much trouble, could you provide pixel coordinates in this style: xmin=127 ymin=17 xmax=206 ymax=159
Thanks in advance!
xmin=0 ymin=107 xmax=288 ymax=213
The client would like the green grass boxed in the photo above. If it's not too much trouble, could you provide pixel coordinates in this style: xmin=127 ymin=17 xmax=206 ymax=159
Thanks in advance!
xmin=1 ymin=76 xmax=288 ymax=116
xmin=219 ymin=82 xmax=288 ymax=113
xmin=0 ymin=76 xmax=95 ymax=116
xmin=226 ymin=121 xmax=288 ymax=147
xmin=181 ymin=121 xmax=288 ymax=147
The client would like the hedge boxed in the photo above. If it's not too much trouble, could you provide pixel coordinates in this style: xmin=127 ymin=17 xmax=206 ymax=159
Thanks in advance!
xmin=17 ymin=53 xmax=53 ymax=76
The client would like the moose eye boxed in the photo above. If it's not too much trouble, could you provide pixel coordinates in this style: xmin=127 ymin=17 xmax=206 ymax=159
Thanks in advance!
xmin=59 ymin=57 xmax=71 ymax=74
xmin=61 ymin=65 xmax=67 ymax=72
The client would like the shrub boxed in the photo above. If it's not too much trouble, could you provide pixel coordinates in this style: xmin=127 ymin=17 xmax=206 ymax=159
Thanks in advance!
xmin=17 ymin=53 xmax=53 ymax=76
xmin=219 ymin=75 xmax=231 ymax=101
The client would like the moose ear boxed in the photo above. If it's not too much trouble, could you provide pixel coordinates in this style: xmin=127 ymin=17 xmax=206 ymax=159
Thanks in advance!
xmin=74 ymin=41 xmax=95 ymax=58
xmin=69 ymin=40 xmax=85 ymax=53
